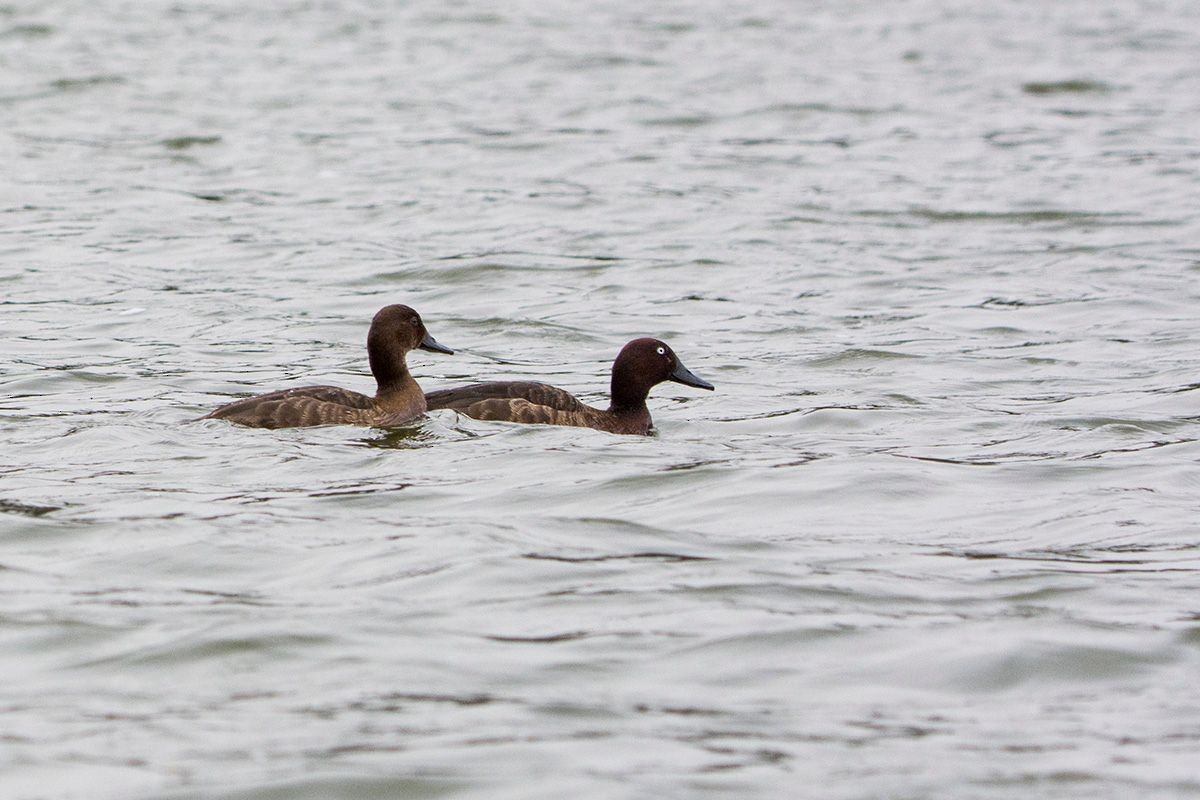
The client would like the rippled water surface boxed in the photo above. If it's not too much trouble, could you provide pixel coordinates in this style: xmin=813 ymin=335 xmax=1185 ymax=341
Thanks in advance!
xmin=4 ymin=1 xmax=1200 ymax=797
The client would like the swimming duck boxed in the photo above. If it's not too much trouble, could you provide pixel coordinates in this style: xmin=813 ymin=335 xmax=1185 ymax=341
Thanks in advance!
xmin=425 ymin=337 xmax=713 ymax=435
xmin=203 ymin=304 xmax=452 ymax=429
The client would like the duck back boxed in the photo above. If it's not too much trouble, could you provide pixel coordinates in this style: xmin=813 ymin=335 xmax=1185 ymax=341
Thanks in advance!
xmin=426 ymin=381 xmax=651 ymax=434
xmin=204 ymin=389 xmax=376 ymax=429
xmin=425 ymin=381 xmax=587 ymax=414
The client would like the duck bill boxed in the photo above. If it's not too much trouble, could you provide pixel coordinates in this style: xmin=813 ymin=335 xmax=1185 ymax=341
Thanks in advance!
xmin=669 ymin=359 xmax=714 ymax=391
xmin=419 ymin=332 xmax=454 ymax=354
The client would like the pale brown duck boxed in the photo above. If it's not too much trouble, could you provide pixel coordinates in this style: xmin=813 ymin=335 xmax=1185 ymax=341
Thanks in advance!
xmin=203 ymin=304 xmax=452 ymax=429
xmin=425 ymin=337 xmax=713 ymax=435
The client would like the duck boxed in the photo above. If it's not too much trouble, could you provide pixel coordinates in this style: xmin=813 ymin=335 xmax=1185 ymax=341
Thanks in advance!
xmin=202 ymin=304 xmax=452 ymax=429
xmin=425 ymin=337 xmax=713 ymax=435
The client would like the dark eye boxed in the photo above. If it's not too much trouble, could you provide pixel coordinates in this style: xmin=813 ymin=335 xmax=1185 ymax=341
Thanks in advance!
xmin=409 ymin=317 xmax=420 ymax=328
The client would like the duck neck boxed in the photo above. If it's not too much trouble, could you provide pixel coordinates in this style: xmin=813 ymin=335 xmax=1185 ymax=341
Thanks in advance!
xmin=373 ymin=366 xmax=425 ymax=418
xmin=608 ymin=364 xmax=650 ymax=415
xmin=368 ymin=336 xmax=415 ymax=397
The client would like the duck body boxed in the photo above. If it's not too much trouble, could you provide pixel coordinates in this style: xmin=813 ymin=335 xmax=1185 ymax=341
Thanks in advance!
xmin=203 ymin=383 xmax=422 ymax=429
xmin=426 ymin=380 xmax=651 ymax=434
xmin=203 ymin=304 xmax=451 ymax=429
xmin=426 ymin=338 xmax=712 ymax=435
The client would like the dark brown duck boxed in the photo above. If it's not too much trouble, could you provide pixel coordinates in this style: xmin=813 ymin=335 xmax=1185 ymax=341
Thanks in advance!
xmin=425 ymin=337 xmax=713 ymax=435
xmin=202 ymin=304 xmax=452 ymax=429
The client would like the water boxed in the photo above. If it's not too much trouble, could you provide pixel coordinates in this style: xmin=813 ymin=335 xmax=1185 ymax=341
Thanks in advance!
xmin=3 ymin=0 xmax=1200 ymax=797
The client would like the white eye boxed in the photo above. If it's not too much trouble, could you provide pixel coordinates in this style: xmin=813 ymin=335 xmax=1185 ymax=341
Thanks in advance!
xmin=656 ymin=346 xmax=666 ymax=355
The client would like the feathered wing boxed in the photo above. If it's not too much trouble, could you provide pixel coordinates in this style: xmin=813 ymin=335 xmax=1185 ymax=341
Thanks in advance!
xmin=425 ymin=381 xmax=589 ymax=414
xmin=204 ymin=385 xmax=377 ymax=428
xmin=234 ymin=385 xmax=376 ymax=409
xmin=204 ymin=395 xmax=376 ymax=431
xmin=426 ymin=381 xmax=655 ymax=434
xmin=462 ymin=397 xmax=582 ymax=425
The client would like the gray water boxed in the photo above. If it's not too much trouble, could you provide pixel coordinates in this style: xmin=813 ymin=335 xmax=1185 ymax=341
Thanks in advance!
xmin=3 ymin=1 xmax=1200 ymax=797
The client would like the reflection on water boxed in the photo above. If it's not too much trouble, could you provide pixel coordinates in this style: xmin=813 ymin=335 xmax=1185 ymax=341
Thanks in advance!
xmin=3 ymin=0 xmax=1200 ymax=798
xmin=358 ymin=423 xmax=448 ymax=450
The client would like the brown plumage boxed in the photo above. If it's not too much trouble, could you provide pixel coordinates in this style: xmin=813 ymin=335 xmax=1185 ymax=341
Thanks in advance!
xmin=202 ymin=305 xmax=452 ymax=429
xmin=425 ymin=338 xmax=713 ymax=435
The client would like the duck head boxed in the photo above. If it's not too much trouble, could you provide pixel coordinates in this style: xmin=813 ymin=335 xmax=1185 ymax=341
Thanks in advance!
xmin=367 ymin=305 xmax=452 ymax=389
xmin=609 ymin=337 xmax=714 ymax=410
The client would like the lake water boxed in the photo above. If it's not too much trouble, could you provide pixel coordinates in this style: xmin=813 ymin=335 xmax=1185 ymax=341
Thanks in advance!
xmin=3 ymin=1 xmax=1200 ymax=797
